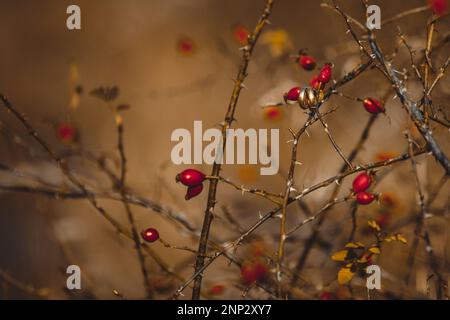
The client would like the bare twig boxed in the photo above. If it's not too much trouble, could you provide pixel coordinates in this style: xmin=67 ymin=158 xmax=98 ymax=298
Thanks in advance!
xmin=276 ymin=114 xmax=315 ymax=298
xmin=171 ymin=148 xmax=428 ymax=299
xmin=330 ymin=1 xmax=450 ymax=175
xmin=381 ymin=5 xmax=430 ymax=27
xmin=0 ymin=95 xmax=186 ymax=294
xmin=315 ymin=107 xmax=353 ymax=169
xmin=368 ymin=37 xmax=450 ymax=175
xmin=191 ymin=0 xmax=275 ymax=300
xmin=115 ymin=114 xmax=152 ymax=298
xmin=405 ymin=132 xmax=446 ymax=299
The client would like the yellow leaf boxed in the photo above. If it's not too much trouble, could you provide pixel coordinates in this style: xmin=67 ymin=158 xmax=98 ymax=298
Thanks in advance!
xmin=69 ymin=62 xmax=79 ymax=84
xmin=368 ymin=220 xmax=381 ymax=232
xmin=261 ymin=29 xmax=293 ymax=58
xmin=331 ymin=250 xmax=348 ymax=261
xmin=337 ymin=267 xmax=355 ymax=285
xmin=345 ymin=242 xmax=364 ymax=249
xmin=115 ymin=114 xmax=123 ymax=126
xmin=396 ymin=234 xmax=407 ymax=244
xmin=69 ymin=92 xmax=80 ymax=110
xmin=368 ymin=247 xmax=381 ymax=254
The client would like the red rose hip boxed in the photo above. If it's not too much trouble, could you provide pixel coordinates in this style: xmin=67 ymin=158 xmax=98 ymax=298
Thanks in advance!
xmin=310 ymin=75 xmax=321 ymax=90
xmin=233 ymin=25 xmax=249 ymax=45
xmin=356 ymin=192 xmax=375 ymax=205
xmin=352 ymin=172 xmax=372 ymax=193
xmin=283 ymin=86 xmax=301 ymax=104
xmin=176 ymin=169 xmax=206 ymax=187
xmin=363 ymin=98 xmax=385 ymax=114
xmin=209 ymin=284 xmax=225 ymax=295
xmin=319 ymin=291 xmax=335 ymax=300
xmin=429 ymin=0 xmax=448 ymax=15
xmin=318 ymin=63 xmax=333 ymax=84
xmin=57 ymin=122 xmax=76 ymax=144
xmin=178 ymin=37 xmax=195 ymax=55
xmin=185 ymin=183 xmax=204 ymax=200
xmin=240 ymin=261 xmax=268 ymax=285
xmin=141 ymin=228 xmax=160 ymax=243
xmin=299 ymin=55 xmax=316 ymax=71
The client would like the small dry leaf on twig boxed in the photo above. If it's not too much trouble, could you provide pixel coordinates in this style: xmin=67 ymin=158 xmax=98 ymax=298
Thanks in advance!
xmin=90 ymin=86 xmax=120 ymax=102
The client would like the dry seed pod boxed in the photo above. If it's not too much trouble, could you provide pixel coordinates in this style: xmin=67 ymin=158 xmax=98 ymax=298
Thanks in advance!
xmin=298 ymin=87 xmax=319 ymax=109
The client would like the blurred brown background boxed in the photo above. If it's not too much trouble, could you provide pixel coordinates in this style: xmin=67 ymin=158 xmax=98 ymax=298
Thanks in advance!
xmin=0 ymin=0 xmax=448 ymax=299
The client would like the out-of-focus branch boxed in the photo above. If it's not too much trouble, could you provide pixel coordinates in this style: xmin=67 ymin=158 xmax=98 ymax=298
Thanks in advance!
xmin=381 ymin=5 xmax=430 ymax=27
xmin=0 ymin=268 xmax=49 ymax=299
xmin=0 ymin=94 xmax=186 ymax=294
xmin=115 ymin=114 xmax=152 ymax=298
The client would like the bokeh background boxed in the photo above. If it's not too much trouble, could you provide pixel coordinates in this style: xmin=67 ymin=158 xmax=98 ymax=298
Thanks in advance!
xmin=0 ymin=0 xmax=448 ymax=299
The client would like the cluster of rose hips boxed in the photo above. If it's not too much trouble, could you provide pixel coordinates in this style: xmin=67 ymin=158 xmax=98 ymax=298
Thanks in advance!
xmin=286 ymin=52 xmax=386 ymax=115
xmin=352 ymin=172 xmax=377 ymax=205
xmin=283 ymin=63 xmax=332 ymax=110
xmin=310 ymin=62 xmax=333 ymax=90
xmin=176 ymin=168 xmax=207 ymax=200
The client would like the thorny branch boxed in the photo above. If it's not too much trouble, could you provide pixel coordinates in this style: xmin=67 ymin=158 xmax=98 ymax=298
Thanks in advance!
xmin=171 ymin=147 xmax=428 ymax=299
xmin=115 ymin=114 xmax=152 ymax=298
xmin=0 ymin=94 xmax=190 ymax=294
xmin=289 ymin=111 xmax=381 ymax=289
xmin=405 ymin=132 xmax=447 ymax=299
xmin=191 ymin=0 xmax=275 ymax=300
xmin=276 ymin=114 xmax=315 ymax=298
xmin=0 ymin=1 xmax=448 ymax=300
xmin=330 ymin=0 xmax=450 ymax=175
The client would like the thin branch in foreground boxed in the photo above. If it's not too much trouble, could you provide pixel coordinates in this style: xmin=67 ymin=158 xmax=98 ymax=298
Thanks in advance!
xmin=405 ymin=132 xmax=446 ymax=299
xmin=115 ymin=114 xmax=152 ymax=298
xmin=276 ymin=114 xmax=315 ymax=298
xmin=368 ymin=36 xmax=450 ymax=175
xmin=315 ymin=107 xmax=353 ymax=169
xmin=329 ymin=1 xmax=450 ymax=175
xmin=288 ymin=113 xmax=377 ymax=292
xmin=171 ymin=149 xmax=428 ymax=299
xmin=191 ymin=0 xmax=275 ymax=300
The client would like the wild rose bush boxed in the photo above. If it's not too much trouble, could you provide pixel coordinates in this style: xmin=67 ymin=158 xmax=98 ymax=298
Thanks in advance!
xmin=0 ymin=0 xmax=448 ymax=300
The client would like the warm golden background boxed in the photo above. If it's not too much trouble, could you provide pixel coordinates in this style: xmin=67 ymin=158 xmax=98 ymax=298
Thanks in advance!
xmin=0 ymin=0 xmax=448 ymax=299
